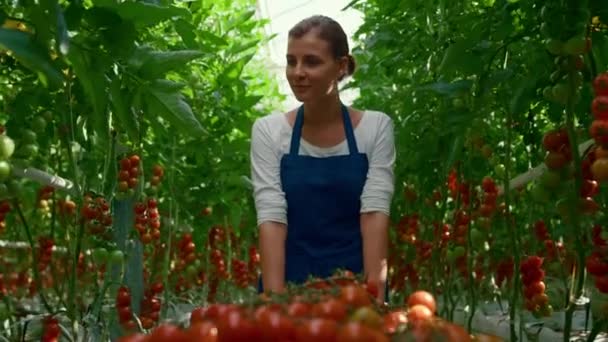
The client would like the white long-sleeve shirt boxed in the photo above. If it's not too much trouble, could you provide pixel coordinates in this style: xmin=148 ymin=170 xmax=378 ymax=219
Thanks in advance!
xmin=250 ymin=110 xmax=396 ymax=227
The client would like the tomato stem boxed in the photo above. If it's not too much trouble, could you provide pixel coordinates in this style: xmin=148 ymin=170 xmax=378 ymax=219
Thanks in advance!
xmin=562 ymin=56 xmax=587 ymax=342
xmin=504 ymin=104 xmax=521 ymax=342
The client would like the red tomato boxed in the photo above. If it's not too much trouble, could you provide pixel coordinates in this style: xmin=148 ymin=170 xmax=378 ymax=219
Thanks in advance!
xmin=524 ymin=281 xmax=546 ymax=299
xmin=406 ymin=290 xmax=437 ymax=314
xmin=336 ymin=322 xmax=378 ymax=342
xmin=407 ymin=305 xmax=433 ymax=324
xmin=312 ymin=298 xmax=347 ymax=321
xmin=295 ymin=318 xmax=338 ymax=342
xmin=147 ymin=324 xmax=187 ymax=342
xmin=186 ymin=321 xmax=218 ymax=342
xmin=287 ymin=301 xmax=311 ymax=318
xmin=595 ymin=275 xmax=608 ymax=293
xmin=340 ymin=285 xmax=372 ymax=308
xmin=258 ymin=310 xmax=296 ymax=342
xmin=593 ymin=96 xmax=608 ymax=120
xmin=116 ymin=333 xmax=148 ymax=342
xmin=217 ymin=309 xmax=261 ymax=342
xmin=383 ymin=310 xmax=408 ymax=334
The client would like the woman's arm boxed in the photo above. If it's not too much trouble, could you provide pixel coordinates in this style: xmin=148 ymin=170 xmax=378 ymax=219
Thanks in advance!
xmin=359 ymin=113 xmax=396 ymax=302
xmin=259 ymin=222 xmax=287 ymax=293
xmin=361 ymin=212 xmax=389 ymax=302
xmin=250 ymin=117 xmax=289 ymax=293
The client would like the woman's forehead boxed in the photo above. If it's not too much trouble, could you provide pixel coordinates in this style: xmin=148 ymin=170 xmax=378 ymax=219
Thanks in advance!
xmin=286 ymin=31 xmax=332 ymax=55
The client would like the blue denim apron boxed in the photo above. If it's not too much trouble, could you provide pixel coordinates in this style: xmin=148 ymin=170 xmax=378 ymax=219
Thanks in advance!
xmin=259 ymin=104 xmax=390 ymax=299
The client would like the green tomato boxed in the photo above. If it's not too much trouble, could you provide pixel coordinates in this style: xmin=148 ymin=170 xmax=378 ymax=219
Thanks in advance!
xmin=531 ymin=184 xmax=551 ymax=203
xmin=542 ymin=86 xmax=554 ymax=101
xmin=32 ymin=116 xmax=47 ymax=134
xmin=552 ymin=83 xmax=570 ymax=104
xmin=540 ymin=170 xmax=561 ymax=189
xmin=21 ymin=129 xmax=37 ymax=144
xmin=19 ymin=144 xmax=38 ymax=159
xmin=92 ymin=247 xmax=109 ymax=265
xmin=0 ymin=135 xmax=15 ymax=160
xmin=109 ymin=250 xmax=124 ymax=265
xmin=494 ymin=163 xmax=506 ymax=179
xmin=0 ymin=161 xmax=11 ymax=181
xmin=453 ymin=246 xmax=466 ymax=258
xmin=470 ymin=228 xmax=485 ymax=246
xmin=564 ymin=36 xmax=587 ymax=55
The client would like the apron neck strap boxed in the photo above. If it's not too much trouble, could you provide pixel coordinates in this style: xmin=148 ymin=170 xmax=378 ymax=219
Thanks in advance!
xmin=289 ymin=104 xmax=359 ymax=155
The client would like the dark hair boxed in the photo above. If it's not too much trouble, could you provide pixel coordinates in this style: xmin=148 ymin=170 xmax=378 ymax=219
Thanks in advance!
xmin=288 ymin=15 xmax=356 ymax=81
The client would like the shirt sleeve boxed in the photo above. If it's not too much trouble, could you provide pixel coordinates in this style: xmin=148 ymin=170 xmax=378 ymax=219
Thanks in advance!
xmin=360 ymin=113 xmax=396 ymax=215
xmin=250 ymin=118 xmax=288 ymax=226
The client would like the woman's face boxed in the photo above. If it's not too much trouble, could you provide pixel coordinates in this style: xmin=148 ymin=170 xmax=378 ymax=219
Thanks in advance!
xmin=285 ymin=30 xmax=346 ymax=103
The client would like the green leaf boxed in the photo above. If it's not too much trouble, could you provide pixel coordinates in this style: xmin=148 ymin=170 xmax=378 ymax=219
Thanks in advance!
xmin=438 ymin=39 xmax=483 ymax=76
xmin=144 ymin=82 xmax=206 ymax=136
xmin=138 ymin=50 xmax=206 ymax=79
xmin=109 ymin=78 xmax=139 ymax=141
xmin=67 ymin=46 xmax=109 ymax=141
xmin=198 ymin=30 xmax=228 ymax=48
xmin=0 ymin=28 xmax=63 ymax=88
xmin=150 ymin=79 xmax=187 ymax=92
xmin=509 ymin=79 xmax=535 ymax=115
xmin=175 ymin=19 xmax=197 ymax=49
xmin=97 ymin=1 xmax=190 ymax=26
xmin=227 ymin=39 xmax=260 ymax=55
xmin=225 ymin=9 xmax=255 ymax=32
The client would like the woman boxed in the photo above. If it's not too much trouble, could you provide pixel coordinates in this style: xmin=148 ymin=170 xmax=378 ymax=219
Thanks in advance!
xmin=250 ymin=15 xmax=395 ymax=303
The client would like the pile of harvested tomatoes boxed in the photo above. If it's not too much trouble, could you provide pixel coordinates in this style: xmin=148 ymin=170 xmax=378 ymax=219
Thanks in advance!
xmin=117 ymin=272 xmax=499 ymax=341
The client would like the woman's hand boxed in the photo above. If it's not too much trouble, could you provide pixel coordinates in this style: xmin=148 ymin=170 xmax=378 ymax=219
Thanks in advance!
xmin=361 ymin=211 xmax=389 ymax=304
xmin=259 ymin=221 xmax=288 ymax=294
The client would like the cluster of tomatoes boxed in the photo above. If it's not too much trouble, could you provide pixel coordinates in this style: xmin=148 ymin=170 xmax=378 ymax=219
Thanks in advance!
xmin=520 ymin=256 xmax=553 ymax=317
xmin=589 ymin=73 xmax=608 ymax=181
xmin=478 ymin=176 xmax=498 ymax=218
xmin=532 ymin=220 xmax=566 ymax=263
xmin=117 ymin=154 xmax=141 ymax=198
xmin=117 ymin=272 xmax=473 ymax=342
xmin=133 ymin=198 xmax=161 ymax=244
xmin=139 ymin=285 xmax=164 ymax=330
xmin=37 ymin=236 xmax=54 ymax=271
xmin=147 ymin=164 xmax=165 ymax=194
xmin=173 ymin=233 xmax=199 ymax=293
xmin=37 ymin=185 xmax=55 ymax=216
xmin=117 ymin=285 xmax=136 ymax=331
xmin=81 ymin=194 xmax=113 ymax=236
xmin=585 ymin=224 xmax=608 ymax=294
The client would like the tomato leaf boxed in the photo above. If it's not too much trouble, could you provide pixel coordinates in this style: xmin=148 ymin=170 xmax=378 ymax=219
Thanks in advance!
xmin=144 ymin=83 xmax=206 ymax=136
xmin=109 ymin=78 xmax=139 ymax=141
xmin=0 ymin=28 xmax=63 ymax=88
xmin=138 ymin=49 xmax=207 ymax=79
xmin=225 ymin=9 xmax=255 ymax=32
xmin=67 ymin=45 xmax=109 ymax=142
xmin=96 ymin=1 xmax=190 ymax=27
xmin=198 ymin=30 xmax=228 ymax=48
xmin=438 ymin=39 xmax=483 ymax=76
xmin=174 ymin=18 xmax=197 ymax=49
